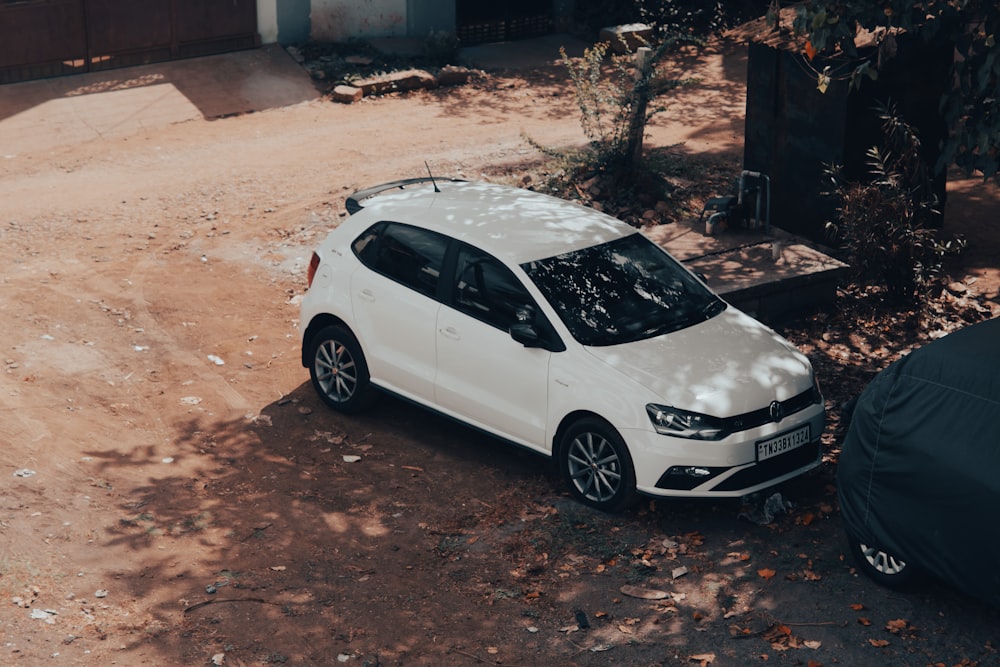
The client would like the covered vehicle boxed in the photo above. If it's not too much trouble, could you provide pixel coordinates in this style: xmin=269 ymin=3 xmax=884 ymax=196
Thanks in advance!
xmin=838 ymin=317 xmax=1000 ymax=606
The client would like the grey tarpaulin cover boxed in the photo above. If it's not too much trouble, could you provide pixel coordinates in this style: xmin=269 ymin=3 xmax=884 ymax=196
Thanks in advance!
xmin=838 ymin=317 xmax=1000 ymax=606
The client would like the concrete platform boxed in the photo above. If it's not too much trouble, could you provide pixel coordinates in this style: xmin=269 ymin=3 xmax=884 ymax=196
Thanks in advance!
xmin=646 ymin=217 xmax=849 ymax=323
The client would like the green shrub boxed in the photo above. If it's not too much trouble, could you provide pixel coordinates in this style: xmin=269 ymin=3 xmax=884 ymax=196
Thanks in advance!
xmin=825 ymin=104 xmax=964 ymax=303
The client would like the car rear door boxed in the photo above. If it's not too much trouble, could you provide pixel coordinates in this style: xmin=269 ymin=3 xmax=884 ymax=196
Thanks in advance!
xmin=349 ymin=222 xmax=448 ymax=402
xmin=434 ymin=244 xmax=551 ymax=448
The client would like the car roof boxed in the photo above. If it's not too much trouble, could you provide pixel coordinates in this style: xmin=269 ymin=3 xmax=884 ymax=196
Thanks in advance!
xmin=352 ymin=180 xmax=636 ymax=263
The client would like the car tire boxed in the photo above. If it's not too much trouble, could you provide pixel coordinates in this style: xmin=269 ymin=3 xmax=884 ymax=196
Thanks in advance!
xmin=308 ymin=324 xmax=375 ymax=413
xmin=560 ymin=418 xmax=638 ymax=512
xmin=846 ymin=529 xmax=916 ymax=589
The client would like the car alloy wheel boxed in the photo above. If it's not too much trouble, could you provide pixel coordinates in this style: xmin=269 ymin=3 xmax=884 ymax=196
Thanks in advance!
xmin=847 ymin=531 xmax=916 ymax=589
xmin=561 ymin=418 xmax=637 ymax=512
xmin=309 ymin=325 xmax=374 ymax=413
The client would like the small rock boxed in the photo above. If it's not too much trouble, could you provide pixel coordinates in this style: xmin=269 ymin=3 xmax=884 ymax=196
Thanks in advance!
xmin=621 ymin=584 xmax=669 ymax=599
xmin=671 ymin=566 xmax=689 ymax=579
xmin=437 ymin=65 xmax=474 ymax=86
xmin=331 ymin=85 xmax=363 ymax=104
xmin=94 ymin=589 xmax=108 ymax=598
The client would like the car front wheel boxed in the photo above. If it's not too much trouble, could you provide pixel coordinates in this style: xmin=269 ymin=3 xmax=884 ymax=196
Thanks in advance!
xmin=560 ymin=418 xmax=637 ymax=512
xmin=847 ymin=531 xmax=916 ymax=589
xmin=308 ymin=324 xmax=375 ymax=413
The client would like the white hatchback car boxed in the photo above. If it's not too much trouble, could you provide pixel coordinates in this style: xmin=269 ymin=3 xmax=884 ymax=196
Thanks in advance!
xmin=300 ymin=179 xmax=825 ymax=511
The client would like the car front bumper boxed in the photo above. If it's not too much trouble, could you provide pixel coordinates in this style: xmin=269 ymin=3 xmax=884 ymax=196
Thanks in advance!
xmin=623 ymin=404 xmax=826 ymax=498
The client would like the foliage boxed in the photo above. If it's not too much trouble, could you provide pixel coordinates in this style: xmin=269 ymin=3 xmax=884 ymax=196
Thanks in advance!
xmin=787 ymin=0 xmax=1000 ymax=178
xmin=825 ymin=104 xmax=965 ymax=303
xmin=554 ymin=32 xmax=700 ymax=181
xmin=572 ymin=0 xmax=770 ymax=37
xmin=423 ymin=30 xmax=459 ymax=67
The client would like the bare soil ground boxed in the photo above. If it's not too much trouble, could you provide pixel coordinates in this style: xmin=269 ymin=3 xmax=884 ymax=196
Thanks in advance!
xmin=1 ymin=41 xmax=998 ymax=667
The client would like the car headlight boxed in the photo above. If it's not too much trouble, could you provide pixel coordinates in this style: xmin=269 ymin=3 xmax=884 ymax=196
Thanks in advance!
xmin=646 ymin=404 xmax=729 ymax=440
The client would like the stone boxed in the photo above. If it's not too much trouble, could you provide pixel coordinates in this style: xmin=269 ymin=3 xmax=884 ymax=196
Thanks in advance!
xmin=331 ymin=85 xmax=363 ymax=104
xmin=354 ymin=69 xmax=437 ymax=97
xmin=436 ymin=65 xmax=474 ymax=86
xmin=599 ymin=23 xmax=654 ymax=54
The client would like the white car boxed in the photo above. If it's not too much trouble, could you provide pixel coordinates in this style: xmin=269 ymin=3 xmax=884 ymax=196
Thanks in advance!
xmin=300 ymin=179 xmax=825 ymax=511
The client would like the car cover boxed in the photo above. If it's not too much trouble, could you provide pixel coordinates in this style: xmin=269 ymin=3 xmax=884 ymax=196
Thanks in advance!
xmin=838 ymin=317 xmax=1000 ymax=607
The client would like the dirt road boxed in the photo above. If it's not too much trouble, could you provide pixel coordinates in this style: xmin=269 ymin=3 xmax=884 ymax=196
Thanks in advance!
xmin=1 ymin=43 xmax=998 ymax=666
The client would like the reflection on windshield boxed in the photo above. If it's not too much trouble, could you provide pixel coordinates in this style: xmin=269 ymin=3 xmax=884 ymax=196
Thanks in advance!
xmin=522 ymin=233 xmax=725 ymax=346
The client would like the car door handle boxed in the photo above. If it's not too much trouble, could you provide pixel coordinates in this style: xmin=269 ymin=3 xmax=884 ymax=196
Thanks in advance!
xmin=439 ymin=326 xmax=460 ymax=341
xmin=358 ymin=288 xmax=375 ymax=302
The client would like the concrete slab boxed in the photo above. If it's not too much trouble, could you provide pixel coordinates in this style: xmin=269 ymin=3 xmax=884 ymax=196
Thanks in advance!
xmin=645 ymin=217 xmax=849 ymax=322
xmin=0 ymin=45 xmax=320 ymax=156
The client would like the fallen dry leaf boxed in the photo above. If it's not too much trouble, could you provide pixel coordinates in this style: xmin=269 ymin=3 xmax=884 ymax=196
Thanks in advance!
xmin=868 ymin=638 xmax=890 ymax=648
xmin=758 ymin=568 xmax=777 ymax=580
xmin=689 ymin=653 xmax=715 ymax=665
xmin=885 ymin=619 xmax=909 ymax=634
xmin=850 ymin=603 xmax=865 ymax=611
xmin=620 ymin=584 xmax=668 ymax=600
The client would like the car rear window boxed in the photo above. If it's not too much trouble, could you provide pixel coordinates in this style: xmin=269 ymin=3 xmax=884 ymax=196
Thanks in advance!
xmin=353 ymin=221 xmax=449 ymax=298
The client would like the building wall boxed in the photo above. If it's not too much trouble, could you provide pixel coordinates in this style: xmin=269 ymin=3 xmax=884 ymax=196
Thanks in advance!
xmin=257 ymin=0 xmax=460 ymax=44
xmin=310 ymin=0 xmax=407 ymax=41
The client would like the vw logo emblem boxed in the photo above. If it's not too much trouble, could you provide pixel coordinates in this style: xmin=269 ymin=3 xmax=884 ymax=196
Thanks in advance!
xmin=769 ymin=400 xmax=784 ymax=423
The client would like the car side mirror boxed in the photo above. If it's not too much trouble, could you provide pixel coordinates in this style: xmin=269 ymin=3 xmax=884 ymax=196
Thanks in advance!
xmin=510 ymin=321 xmax=542 ymax=347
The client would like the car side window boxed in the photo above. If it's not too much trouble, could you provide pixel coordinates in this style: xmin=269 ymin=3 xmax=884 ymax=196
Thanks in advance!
xmin=353 ymin=222 xmax=448 ymax=298
xmin=453 ymin=245 xmax=535 ymax=332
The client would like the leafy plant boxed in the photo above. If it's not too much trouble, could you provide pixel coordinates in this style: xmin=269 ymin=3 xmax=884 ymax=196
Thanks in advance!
xmin=791 ymin=0 xmax=1000 ymax=178
xmin=825 ymin=104 xmax=965 ymax=303
xmin=555 ymin=33 xmax=699 ymax=181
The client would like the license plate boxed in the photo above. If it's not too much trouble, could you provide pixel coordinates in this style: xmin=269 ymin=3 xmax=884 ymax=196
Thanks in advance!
xmin=756 ymin=425 xmax=811 ymax=462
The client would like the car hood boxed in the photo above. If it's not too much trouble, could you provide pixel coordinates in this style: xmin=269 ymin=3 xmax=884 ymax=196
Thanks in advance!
xmin=584 ymin=307 xmax=814 ymax=417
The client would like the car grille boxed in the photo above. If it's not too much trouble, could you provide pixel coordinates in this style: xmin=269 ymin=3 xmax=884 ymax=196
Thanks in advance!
xmin=725 ymin=387 xmax=821 ymax=433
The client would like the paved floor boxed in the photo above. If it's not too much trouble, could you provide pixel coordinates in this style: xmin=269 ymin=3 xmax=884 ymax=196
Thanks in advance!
xmin=0 ymin=35 xmax=591 ymax=158
xmin=0 ymin=44 xmax=320 ymax=157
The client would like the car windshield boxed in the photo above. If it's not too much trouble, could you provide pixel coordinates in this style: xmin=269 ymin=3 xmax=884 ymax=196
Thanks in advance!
xmin=522 ymin=233 xmax=725 ymax=346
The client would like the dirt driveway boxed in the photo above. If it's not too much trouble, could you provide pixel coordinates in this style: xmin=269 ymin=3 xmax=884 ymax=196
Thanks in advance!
xmin=2 ymin=41 xmax=998 ymax=666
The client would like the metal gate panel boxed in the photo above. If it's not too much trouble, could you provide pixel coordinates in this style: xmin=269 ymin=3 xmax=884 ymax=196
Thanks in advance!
xmin=0 ymin=0 xmax=87 ymax=82
xmin=84 ymin=0 xmax=172 ymax=54
xmin=456 ymin=0 xmax=553 ymax=46
xmin=1 ymin=0 xmax=259 ymax=83
xmin=174 ymin=0 xmax=259 ymax=58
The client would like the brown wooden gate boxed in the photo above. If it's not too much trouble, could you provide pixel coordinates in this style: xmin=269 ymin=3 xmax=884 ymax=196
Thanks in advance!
xmin=455 ymin=0 xmax=553 ymax=46
xmin=0 ymin=0 xmax=259 ymax=84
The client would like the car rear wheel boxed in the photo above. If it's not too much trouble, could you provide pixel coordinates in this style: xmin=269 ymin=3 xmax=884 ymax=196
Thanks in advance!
xmin=560 ymin=418 xmax=637 ymax=512
xmin=847 ymin=532 xmax=916 ymax=589
xmin=308 ymin=325 xmax=375 ymax=413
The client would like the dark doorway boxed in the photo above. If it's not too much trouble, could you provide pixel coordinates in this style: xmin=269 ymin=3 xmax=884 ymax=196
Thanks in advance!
xmin=455 ymin=0 xmax=553 ymax=46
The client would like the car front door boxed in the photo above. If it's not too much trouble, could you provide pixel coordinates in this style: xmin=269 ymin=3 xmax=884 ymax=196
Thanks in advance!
xmin=434 ymin=244 xmax=552 ymax=448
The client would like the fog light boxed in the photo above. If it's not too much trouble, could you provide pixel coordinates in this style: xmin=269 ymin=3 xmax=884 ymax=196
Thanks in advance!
xmin=667 ymin=466 xmax=712 ymax=478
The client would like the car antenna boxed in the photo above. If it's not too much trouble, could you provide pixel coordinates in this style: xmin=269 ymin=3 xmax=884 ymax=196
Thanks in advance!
xmin=424 ymin=161 xmax=440 ymax=193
